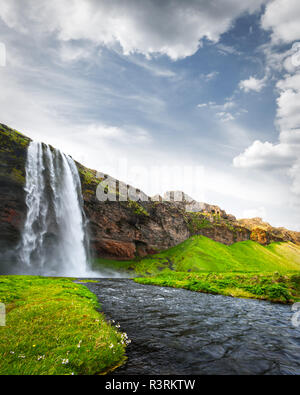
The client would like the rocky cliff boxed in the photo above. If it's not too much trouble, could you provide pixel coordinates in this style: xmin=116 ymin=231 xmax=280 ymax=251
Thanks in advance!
xmin=0 ymin=124 xmax=30 ymax=268
xmin=0 ymin=123 xmax=299 ymax=263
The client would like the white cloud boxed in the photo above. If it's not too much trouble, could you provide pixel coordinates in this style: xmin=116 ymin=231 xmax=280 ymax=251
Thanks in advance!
xmin=234 ymin=1 xmax=300 ymax=207
xmin=239 ymin=76 xmax=266 ymax=92
xmin=58 ymin=42 xmax=99 ymax=63
xmin=84 ymin=124 xmax=152 ymax=144
xmin=233 ymin=140 xmax=296 ymax=168
xmin=216 ymin=112 xmax=235 ymax=122
xmin=0 ymin=0 xmax=267 ymax=61
xmin=216 ymin=43 xmax=241 ymax=55
xmin=200 ymin=71 xmax=219 ymax=81
xmin=261 ymin=0 xmax=300 ymax=44
xmin=197 ymin=99 xmax=241 ymax=123
xmin=242 ymin=206 xmax=266 ymax=220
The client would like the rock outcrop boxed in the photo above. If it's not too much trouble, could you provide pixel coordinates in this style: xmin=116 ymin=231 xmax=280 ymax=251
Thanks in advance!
xmin=0 ymin=123 xmax=299 ymax=263
xmin=0 ymin=124 xmax=30 ymax=268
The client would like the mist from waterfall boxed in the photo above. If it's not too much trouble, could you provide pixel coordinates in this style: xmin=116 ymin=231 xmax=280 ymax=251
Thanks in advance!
xmin=18 ymin=141 xmax=91 ymax=277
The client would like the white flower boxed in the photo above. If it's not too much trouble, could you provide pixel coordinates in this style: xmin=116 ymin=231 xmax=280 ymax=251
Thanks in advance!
xmin=62 ymin=358 xmax=69 ymax=365
xmin=109 ymin=343 xmax=114 ymax=349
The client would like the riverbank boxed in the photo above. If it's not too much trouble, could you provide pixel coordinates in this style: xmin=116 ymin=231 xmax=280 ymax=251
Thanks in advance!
xmin=0 ymin=276 xmax=127 ymax=375
xmin=86 ymin=278 xmax=300 ymax=374
xmin=134 ymin=272 xmax=300 ymax=304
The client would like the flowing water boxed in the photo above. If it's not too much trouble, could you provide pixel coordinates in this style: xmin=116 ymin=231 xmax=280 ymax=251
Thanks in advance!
xmin=86 ymin=279 xmax=300 ymax=375
xmin=18 ymin=141 xmax=90 ymax=276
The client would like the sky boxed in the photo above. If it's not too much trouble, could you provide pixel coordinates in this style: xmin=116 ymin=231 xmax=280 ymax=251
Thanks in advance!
xmin=0 ymin=0 xmax=299 ymax=230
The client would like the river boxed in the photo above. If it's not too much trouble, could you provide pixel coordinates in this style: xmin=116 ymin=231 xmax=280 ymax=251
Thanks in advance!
xmin=85 ymin=279 xmax=300 ymax=375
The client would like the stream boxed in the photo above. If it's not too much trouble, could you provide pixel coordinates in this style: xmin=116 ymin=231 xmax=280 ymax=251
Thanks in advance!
xmin=85 ymin=279 xmax=300 ymax=375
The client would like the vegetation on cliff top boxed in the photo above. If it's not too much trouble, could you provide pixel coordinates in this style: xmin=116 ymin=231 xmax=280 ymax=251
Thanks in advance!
xmin=0 ymin=124 xmax=30 ymax=152
xmin=0 ymin=276 xmax=127 ymax=375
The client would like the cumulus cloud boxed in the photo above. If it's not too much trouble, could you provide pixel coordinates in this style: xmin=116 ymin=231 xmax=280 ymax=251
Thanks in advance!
xmin=261 ymin=0 xmax=300 ymax=44
xmin=233 ymin=140 xmax=296 ymax=168
xmin=234 ymin=0 xmax=300 ymax=207
xmin=0 ymin=0 xmax=267 ymax=61
xmin=239 ymin=76 xmax=266 ymax=92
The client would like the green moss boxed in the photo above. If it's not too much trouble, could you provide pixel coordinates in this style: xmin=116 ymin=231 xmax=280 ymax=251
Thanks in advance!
xmin=11 ymin=168 xmax=25 ymax=184
xmin=128 ymin=200 xmax=149 ymax=216
xmin=0 ymin=276 xmax=127 ymax=375
xmin=0 ymin=124 xmax=30 ymax=152
xmin=185 ymin=213 xmax=212 ymax=233
xmin=77 ymin=166 xmax=100 ymax=186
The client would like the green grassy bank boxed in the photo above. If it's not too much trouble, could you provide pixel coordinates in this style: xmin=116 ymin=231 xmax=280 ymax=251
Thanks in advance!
xmin=0 ymin=276 xmax=127 ymax=375
xmin=135 ymin=271 xmax=300 ymax=304
xmin=94 ymin=236 xmax=300 ymax=303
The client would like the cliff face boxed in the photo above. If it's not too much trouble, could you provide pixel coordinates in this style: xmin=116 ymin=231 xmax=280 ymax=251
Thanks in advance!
xmin=0 ymin=124 xmax=299 ymax=263
xmin=76 ymin=164 xmax=190 ymax=259
xmin=0 ymin=124 xmax=30 ymax=265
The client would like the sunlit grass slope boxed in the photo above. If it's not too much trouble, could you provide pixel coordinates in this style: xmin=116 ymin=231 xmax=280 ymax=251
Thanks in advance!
xmin=0 ymin=276 xmax=127 ymax=375
xmin=95 ymin=236 xmax=300 ymax=275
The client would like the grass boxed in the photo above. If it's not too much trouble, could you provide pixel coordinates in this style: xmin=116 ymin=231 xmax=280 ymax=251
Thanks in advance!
xmin=93 ymin=235 xmax=300 ymax=303
xmin=94 ymin=236 xmax=300 ymax=276
xmin=135 ymin=271 xmax=300 ymax=304
xmin=0 ymin=276 xmax=128 ymax=375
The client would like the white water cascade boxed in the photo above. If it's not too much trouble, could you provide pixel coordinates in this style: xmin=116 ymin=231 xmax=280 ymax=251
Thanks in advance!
xmin=19 ymin=141 xmax=90 ymax=276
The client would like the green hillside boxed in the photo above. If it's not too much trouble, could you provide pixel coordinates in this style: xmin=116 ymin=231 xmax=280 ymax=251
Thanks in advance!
xmin=95 ymin=236 xmax=300 ymax=303
xmin=95 ymin=236 xmax=300 ymax=275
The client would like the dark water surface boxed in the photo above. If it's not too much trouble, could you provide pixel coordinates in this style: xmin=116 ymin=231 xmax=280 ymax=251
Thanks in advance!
xmin=85 ymin=279 xmax=300 ymax=375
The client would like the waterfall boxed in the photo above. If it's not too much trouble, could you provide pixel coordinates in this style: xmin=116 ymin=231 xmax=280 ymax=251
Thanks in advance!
xmin=19 ymin=141 xmax=90 ymax=276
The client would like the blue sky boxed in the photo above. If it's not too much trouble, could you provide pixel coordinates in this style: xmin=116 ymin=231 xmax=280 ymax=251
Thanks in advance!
xmin=0 ymin=0 xmax=300 ymax=230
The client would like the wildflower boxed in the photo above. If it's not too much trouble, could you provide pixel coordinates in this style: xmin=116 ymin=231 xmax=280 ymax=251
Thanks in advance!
xmin=77 ymin=340 xmax=82 ymax=348
xmin=9 ymin=351 xmax=14 ymax=354
xmin=62 ymin=358 xmax=69 ymax=365
xmin=109 ymin=343 xmax=114 ymax=349
xmin=18 ymin=355 xmax=25 ymax=359
xmin=37 ymin=355 xmax=45 ymax=361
